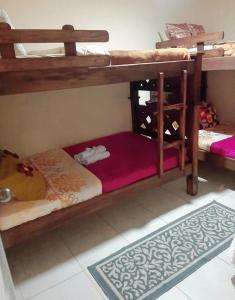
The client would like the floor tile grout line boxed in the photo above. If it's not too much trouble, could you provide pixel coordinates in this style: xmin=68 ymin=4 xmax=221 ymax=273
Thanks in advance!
xmin=59 ymin=231 xmax=85 ymax=272
xmin=84 ymin=269 xmax=108 ymax=300
xmin=97 ymin=212 xmax=132 ymax=245
xmin=175 ymin=286 xmax=193 ymax=300
xmin=96 ymin=200 xmax=172 ymax=245
xmin=21 ymin=272 xmax=81 ymax=300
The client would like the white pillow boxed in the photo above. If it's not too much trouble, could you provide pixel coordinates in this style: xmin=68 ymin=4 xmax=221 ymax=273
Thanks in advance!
xmin=0 ymin=9 xmax=27 ymax=56
xmin=76 ymin=45 xmax=109 ymax=56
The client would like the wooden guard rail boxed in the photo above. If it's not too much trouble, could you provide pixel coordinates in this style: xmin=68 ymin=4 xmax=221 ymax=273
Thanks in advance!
xmin=0 ymin=23 xmax=109 ymax=43
xmin=0 ymin=22 xmax=110 ymax=68
xmin=156 ymin=31 xmax=224 ymax=49
xmin=157 ymin=70 xmax=187 ymax=177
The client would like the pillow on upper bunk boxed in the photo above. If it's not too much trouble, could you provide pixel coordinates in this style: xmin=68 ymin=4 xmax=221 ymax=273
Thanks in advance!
xmin=188 ymin=23 xmax=205 ymax=36
xmin=199 ymin=101 xmax=219 ymax=129
xmin=166 ymin=23 xmax=192 ymax=39
xmin=0 ymin=9 xmax=27 ymax=56
xmin=166 ymin=23 xmax=205 ymax=39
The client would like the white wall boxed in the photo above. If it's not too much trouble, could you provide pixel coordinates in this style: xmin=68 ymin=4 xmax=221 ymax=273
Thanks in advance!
xmin=0 ymin=0 xmax=234 ymax=156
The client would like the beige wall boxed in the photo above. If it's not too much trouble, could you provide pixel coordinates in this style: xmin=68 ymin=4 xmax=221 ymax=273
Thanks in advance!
xmin=0 ymin=0 xmax=234 ymax=156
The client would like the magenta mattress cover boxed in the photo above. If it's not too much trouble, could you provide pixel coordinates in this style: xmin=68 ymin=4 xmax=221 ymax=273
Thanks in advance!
xmin=64 ymin=132 xmax=182 ymax=193
xmin=211 ymin=136 xmax=235 ymax=159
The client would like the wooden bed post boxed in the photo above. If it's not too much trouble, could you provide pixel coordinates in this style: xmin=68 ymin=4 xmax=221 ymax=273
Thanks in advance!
xmin=130 ymin=82 xmax=140 ymax=134
xmin=187 ymin=46 xmax=203 ymax=195
xmin=62 ymin=24 xmax=77 ymax=56
xmin=0 ymin=23 xmax=15 ymax=58
xmin=157 ymin=72 xmax=164 ymax=177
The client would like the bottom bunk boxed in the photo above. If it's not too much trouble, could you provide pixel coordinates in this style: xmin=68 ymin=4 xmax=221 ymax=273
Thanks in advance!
xmin=198 ymin=124 xmax=235 ymax=171
xmin=0 ymin=132 xmax=192 ymax=249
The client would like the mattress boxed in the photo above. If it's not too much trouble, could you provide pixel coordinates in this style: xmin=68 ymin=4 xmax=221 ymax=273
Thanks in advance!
xmin=64 ymin=132 xmax=184 ymax=193
xmin=199 ymin=124 xmax=235 ymax=159
xmin=23 ymin=46 xmax=190 ymax=64
xmin=0 ymin=132 xmax=184 ymax=231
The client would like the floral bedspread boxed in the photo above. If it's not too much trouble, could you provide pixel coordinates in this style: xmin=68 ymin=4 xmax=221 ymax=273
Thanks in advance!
xmin=0 ymin=149 xmax=102 ymax=231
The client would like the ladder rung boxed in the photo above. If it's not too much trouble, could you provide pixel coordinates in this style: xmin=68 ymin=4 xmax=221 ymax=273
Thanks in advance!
xmin=164 ymin=103 xmax=186 ymax=111
xmin=164 ymin=140 xmax=182 ymax=149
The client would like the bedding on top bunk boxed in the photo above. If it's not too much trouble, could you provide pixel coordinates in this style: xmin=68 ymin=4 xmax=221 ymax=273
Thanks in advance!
xmin=199 ymin=124 xmax=235 ymax=159
xmin=0 ymin=132 xmax=184 ymax=231
xmin=21 ymin=46 xmax=191 ymax=64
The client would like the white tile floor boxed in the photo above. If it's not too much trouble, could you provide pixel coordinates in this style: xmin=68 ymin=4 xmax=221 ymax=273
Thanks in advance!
xmin=6 ymin=162 xmax=235 ymax=300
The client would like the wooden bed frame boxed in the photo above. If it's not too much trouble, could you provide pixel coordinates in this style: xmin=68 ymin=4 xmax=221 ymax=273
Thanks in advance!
xmin=156 ymin=32 xmax=235 ymax=172
xmin=0 ymin=23 xmax=203 ymax=249
xmin=198 ymin=149 xmax=235 ymax=171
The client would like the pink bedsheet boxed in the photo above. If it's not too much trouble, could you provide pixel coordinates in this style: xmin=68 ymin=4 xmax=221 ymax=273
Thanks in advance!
xmin=211 ymin=136 xmax=235 ymax=159
xmin=64 ymin=132 xmax=183 ymax=193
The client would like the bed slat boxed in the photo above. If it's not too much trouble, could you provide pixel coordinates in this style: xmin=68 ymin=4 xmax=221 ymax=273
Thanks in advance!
xmin=0 ymin=56 xmax=111 ymax=72
xmin=156 ymin=32 xmax=224 ymax=49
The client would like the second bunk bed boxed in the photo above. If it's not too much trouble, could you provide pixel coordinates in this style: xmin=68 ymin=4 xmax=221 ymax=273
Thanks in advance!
xmin=156 ymin=32 xmax=235 ymax=171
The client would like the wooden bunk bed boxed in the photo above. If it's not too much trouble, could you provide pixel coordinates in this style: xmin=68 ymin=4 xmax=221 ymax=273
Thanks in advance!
xmin=156 ymin=32 xmax=235 ymax=171
xmin=0 ymin=23 xmax=203 ymax=249
xmin=156 ymin=31 xmax=235 ymax=71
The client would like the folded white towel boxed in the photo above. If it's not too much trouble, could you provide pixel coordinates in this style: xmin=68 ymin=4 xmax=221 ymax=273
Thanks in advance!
xmin=82 ymin=151 xmax=110 ymax=165
xmin=74 ymin=145 xmax=106 ymax=162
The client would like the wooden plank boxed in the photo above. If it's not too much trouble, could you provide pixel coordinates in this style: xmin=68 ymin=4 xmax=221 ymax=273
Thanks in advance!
xmin=179 ymin=70 xmax=187 ymax=171
xmin=157 ymin=72 xmax=164 ymax=177
xmin=198 ymin=150 xmax=235 ymax=171
xmin=164 ymin=103 xmax=185 ymax=111
xmin=156 ymin=32 xmax=224 ymax=49
xmin=202 ymin=56 xmax=235 ymax=71
xmin=203 ymin=48 xmax=224 ymax=58
xmin=1 ymin=164 xmax=192 ymax=249
xmin=164 ymin=140 xmax=181 ymax=149
xmin=0 ymin=27 xmax=109 ymax=43
xmin=186 ymin=54 xmax=202 ymax=196
xmin=0 ymin=60 xmax=195 ymax=95
xmin=0 ymin=56 xmax=111 ymax=72
xmin=0 ymin=23 xmax=15 ymax=59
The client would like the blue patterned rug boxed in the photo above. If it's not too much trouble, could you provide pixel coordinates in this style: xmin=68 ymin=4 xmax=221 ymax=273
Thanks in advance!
xmin=88 ymin=201 xmax=235 ymax=300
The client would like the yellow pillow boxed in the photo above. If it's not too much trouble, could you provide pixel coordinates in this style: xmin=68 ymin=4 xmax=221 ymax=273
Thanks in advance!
xmin=0 ymin=153 xmax=46 ymax=201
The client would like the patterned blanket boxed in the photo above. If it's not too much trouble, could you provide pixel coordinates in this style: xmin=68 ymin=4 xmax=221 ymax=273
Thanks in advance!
xmin=0 ymin=149 xmax=102 ymax=231
xmin=199 ymin=124 xmax=235 ymax=159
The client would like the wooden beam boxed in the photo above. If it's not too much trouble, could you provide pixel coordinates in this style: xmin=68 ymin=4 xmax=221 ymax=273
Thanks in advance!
xmin=0 ymin=60 xmax=194 ymax=95
xmin=156 ymin=32 xmax=224 ymax=49
xmin=179 ymin=70 xmax=187 ymax=171
xmin=202 ymin=56 xmax=235 ymax=71
xmin=198 ymin=150 xmax=235 ymax=171
xmin=186 ymin=54 xmax=202 ymax=196
xmin=157 ymin=72 xmax=164 ymax=177
xmin=0 ymin=56 xmax=111 ymax=72
xmin=0 ymin=26 xmax=109 ymax=43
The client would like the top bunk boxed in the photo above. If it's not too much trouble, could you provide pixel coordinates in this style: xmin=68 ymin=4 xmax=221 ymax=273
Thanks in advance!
xmin=0 ymin=23 xmax=199 ymax=96
xmin=156 ymin=31 xmax=235 ymax=72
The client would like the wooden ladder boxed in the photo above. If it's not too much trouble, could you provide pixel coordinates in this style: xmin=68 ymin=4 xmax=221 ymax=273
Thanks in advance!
xmin=157 ymin=70 xmax=187 ymax=177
